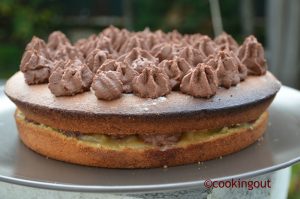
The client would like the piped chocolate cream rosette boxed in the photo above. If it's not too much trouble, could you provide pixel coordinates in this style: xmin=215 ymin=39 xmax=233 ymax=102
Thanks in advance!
xmin=20 ymin=51 xmax=53 ymax=85
xmin=237 ymin=36 xmax=267 ymax=75
xmin=5 ymin=27 xmax=281 ymax=168
xmin=48 ymin=59 xmax=93 ymax=96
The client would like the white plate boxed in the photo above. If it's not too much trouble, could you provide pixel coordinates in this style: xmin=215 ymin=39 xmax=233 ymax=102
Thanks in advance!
xmin=0 ymin=86 xmax=299 ymax=193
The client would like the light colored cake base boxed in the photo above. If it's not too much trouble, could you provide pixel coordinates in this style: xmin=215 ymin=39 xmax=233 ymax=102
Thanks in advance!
xmin=15 ymin=110 xmax=268 ymax=168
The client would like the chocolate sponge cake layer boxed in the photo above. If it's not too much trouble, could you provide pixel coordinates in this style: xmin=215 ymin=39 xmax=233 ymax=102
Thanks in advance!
xmin=6 ymin=71 xmax=280 ymax=135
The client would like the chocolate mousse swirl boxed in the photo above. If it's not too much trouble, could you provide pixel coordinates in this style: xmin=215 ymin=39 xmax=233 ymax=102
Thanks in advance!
xmin=153 ymin=30 xmax=167 ymax=41
xmin=229 ymin=51 xmax=248 ymax=81
xmin=86 ymin=49 xmax=110 ymax=73
xmin=96 ymin=59 xmax=138 ymax=93
xmin=101 ymin=26 xmax=131 ymax=52
xmin=158 ymin=57 xmax=191 ymax=88
xmin=116 ymin=63 xmax=138 ymax=93
xmin=180 ymin=64 xmax=218 ymax=98
xmin=151 ymin=43 xmax=173 ymax=61
xmin=95 ymin=35 xmax=116 ymax=55
xmin=178 ymin=46 xmax=205 ymax=66
xmin=166 ymin=30 xmax=183 ymax=43
xmin=51 ymin=44 xmax=84 ymax=62
xmin=48 ymin=59 xmax=93 ymax=96
xmin=101 ymin=26 xmax=120 ymax=44
xmin=91 ymin=71 xmax=123 ymax=100
xmin=237 ymin=36 xmax=267 ymax=75
xmin=85 ymin=35 xmax=116 ymax=56
xmin=120 ymin=48 xmax=158 ymax=73
xmin=119 ymin=36 xmax=147 ymax=55
xmin=98 ymin=59 xmax=120 ymax=72
xmin=193 ymin=36 xmax=216 ymax=57
xmin=47 ymin=31 xmax=71 ymax=51
xmin=136 ymin=29 xmax=164 ymax=50
xmin=205 ymin=51 xmax=244 ymax=88
xmin=151 ymin=43 xmax=183 ymax=62
xmin=183 ymin=33 xmax=203 ymax=45
xmin=25 ymin=36 xmax=51 ymax=59
xmin=20 ymin=50 xmax=53 ymax=85
xmin=215 ymin=32 xmax=239 ymax=52
xmin=74 ymin=34 xmax=97 ymax=57
xmin=132 ymin=66 xmax=171 ymax=98
xmin=47 ymin=31 xmax=84 ymax=61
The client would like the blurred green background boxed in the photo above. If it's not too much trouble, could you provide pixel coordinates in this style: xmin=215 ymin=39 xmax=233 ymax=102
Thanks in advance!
xmin=0 ymin=0 xmax=299 ymax=198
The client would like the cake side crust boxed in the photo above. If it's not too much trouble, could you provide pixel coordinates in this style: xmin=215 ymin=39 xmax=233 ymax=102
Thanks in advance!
xmin=16 ymin=111 xmax=268 ymax=168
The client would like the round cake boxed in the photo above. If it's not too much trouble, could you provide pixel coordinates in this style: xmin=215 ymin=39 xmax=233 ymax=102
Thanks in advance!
xmin=5 ymin=26 xmax=281 ymax=168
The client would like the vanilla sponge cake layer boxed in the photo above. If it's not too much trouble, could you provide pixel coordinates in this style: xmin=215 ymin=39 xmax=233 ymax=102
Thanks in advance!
xmin=16 ymin=110 xmax=268 ymax=168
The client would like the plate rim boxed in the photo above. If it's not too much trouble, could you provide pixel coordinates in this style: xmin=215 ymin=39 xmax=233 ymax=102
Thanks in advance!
xmin=0 ymin=157 xmax=299 ymax=193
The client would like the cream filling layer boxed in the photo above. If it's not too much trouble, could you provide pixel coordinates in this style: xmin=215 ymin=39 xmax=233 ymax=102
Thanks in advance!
xmin=16 ymin=110 xmax=266 ymax=150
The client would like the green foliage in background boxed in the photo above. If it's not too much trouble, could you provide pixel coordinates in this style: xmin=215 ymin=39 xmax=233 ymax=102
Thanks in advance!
xmin=0 ymin=0 xmax=59 ymax=42
xmin=133 ymin=0 xmax=242 ymax=39
xmin=0 ymin=0 xmax=59 ymax=78
xmin=133 ymin=0 xmax=212 ymax=34
xmin=289 ymin=162 xmax=300 ymax=199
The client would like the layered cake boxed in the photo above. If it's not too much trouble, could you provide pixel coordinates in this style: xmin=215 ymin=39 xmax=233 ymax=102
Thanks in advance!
xmin=5 ymin=26 xmax=281 ymax=168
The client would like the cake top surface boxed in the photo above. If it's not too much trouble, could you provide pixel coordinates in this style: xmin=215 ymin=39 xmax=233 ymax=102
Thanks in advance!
xmin=5 ymin=71 xmax=280 ymax=117
xmin=18 ymin=26 xmax=269 ymax=101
